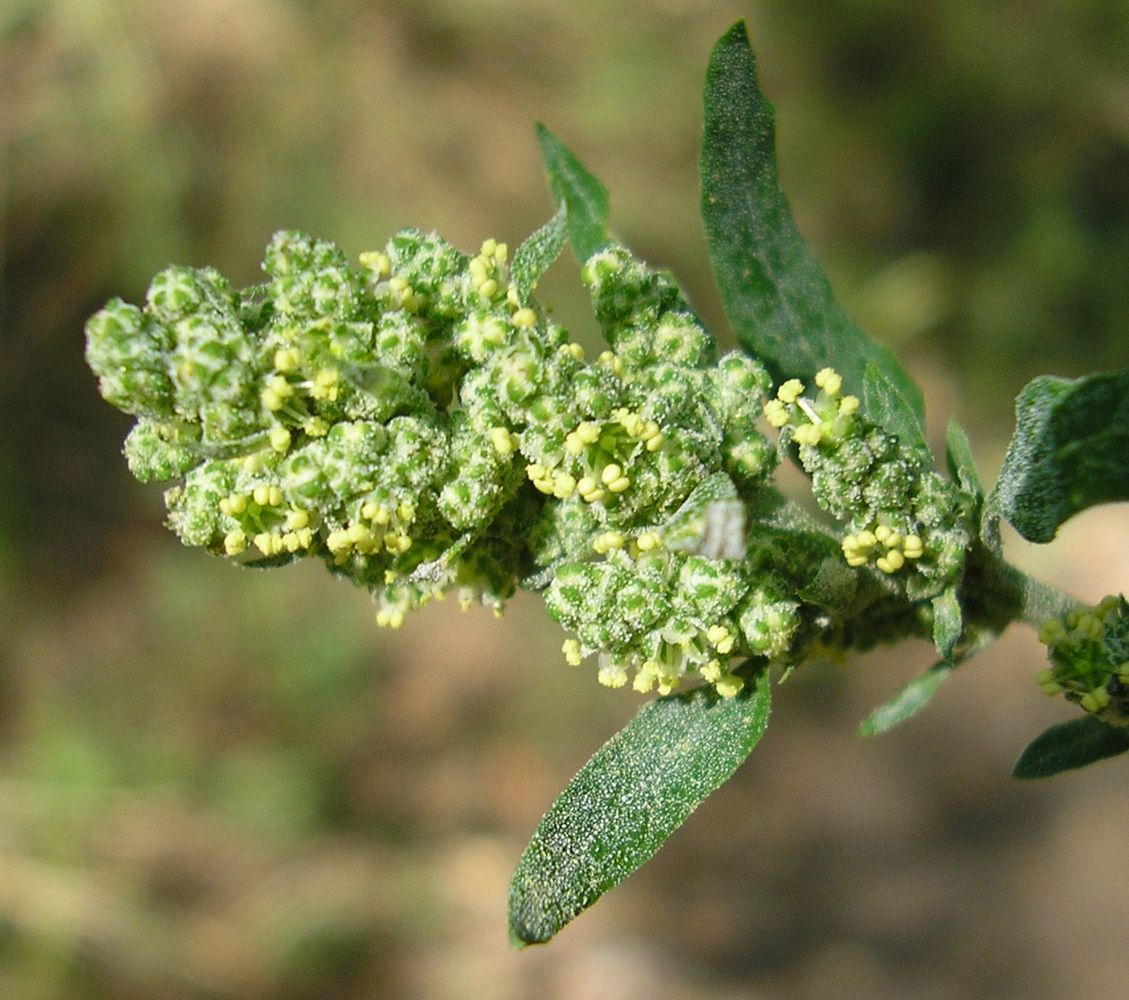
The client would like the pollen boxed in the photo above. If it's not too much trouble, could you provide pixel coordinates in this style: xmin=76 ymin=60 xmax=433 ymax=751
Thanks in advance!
xmin=777 ymin=379 xmax=805 ymax=404
xmin=512 ymin=307 xmax=537 ymax=328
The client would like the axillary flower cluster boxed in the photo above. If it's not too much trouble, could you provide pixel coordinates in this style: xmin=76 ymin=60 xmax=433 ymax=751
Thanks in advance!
xmin=86 ymin=227 xmax=971 ymax=698
xmin=1038 ymin=596 xmax=1129 ymax=724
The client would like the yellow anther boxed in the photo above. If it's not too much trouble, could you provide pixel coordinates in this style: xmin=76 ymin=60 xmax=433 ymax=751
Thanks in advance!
xmin=358 ymin=250 xmax=391 ymax=277
xmin=876 ymin=549 xmax=905 ymax=573
xmin=261 ymin=388 xmax=284 ymax=411
xmin=487 ymin=426 xmax=517 ymax=458
xmin=898 ymin=537 xmax=925 ymax=559
xmin=561 ymin=639 xmax=583 ymax=666
xmin=700 ymin=660 xmax=723 ymax=683
xmin=223 ymin=530 xmax=247 ymax=556
xmin=856 ymin=530 xmax=877 ymax=549
xmin=398 ymin=501 xmax=415 ymax=522
xmin=552 ymin=472 xmax=576 ymax=499
xmin=839 ymin=395 xmax=860 ymax=416
xmin=243 ymin=454 xmax=264 ymax=474
xmin=707 ymin=625 xmax=735 ymax=654
xmin=478 ymin=278 xmax=499 ymax=299
xmin=376 ymin=608 xmax=405 ymax=629
xmin=253 ymin=531 xmax=276 ymax=556
xmin=597 ymin=662 xmax=629 ymax=689
xmin=645 ymin=431 xmax=664 ymax=452
xmin=282 ymin=532 xmax=301 ymax=553
xmin=526 ymin=462 xmax=548 ymax=481
xmin=814 ymin=367 xmax=843 ymax=396
xmin=252 ymin=485 xmax=271 ymax=507
xmin=494 ymin=241 xmax=508 ymax=262
xmin=606 ymin=476 xmax=630 ymax=494
xmin=793 ymin=423 xmax=823 ymax=446
xmin=592 ymin=531 xmax=626 ymax=554
xmin=303 ymin=417 xmax=328 ymax=437
xmin=874 ymin=525 xmax=892 ymax=543
xmin=601 ymin=463 xmax=624 ymax=486
xmin=506 ymin=284 xmax=521 ymax=307
xmin=845 ymin=554 xmax=869 ymax=567
xmin=715 ymin=675 xmax=744 ymax=698
xmin=763 ymin=399 xmax=790 ymax=428
xmin=274 ymin=347 xmax=301 ymax=372
xmin=777 ymin=379 xmax=805 ymax=404
xmin=512 ymin=307 xmax=537 ymax=327
xmin=346 ymin=523 xmax=371 ymax=545
xmin=597 ymin=351 xmax=623 ymax=375
xmin=296 ymin=528 xmax=313 ymax=549
xmin=481 ymin=238 xmax=498 ymax=257
xmin=634 ymin=531 xmax=659 ymax=553
xmin=469 ymin=256 xmax=489 ymax=283
xmin=268 ymin=486 xmax=283 ymax=506
xmin=385 ymin=534 xmax=412 ymax=555
xmin=309 ymin=368 xmax=339 ymax=402
xmin=285 ymin=508 xmax=310 ymax=531
xmin=269 ymin=426 xmax=292 ymax=453
xmin=560 ymin=342 xmax=585 ymax=361
xmin=360 ymin=501 xmax=380 ymax=520
xmin=326 ymin=529 xmax=350 ymax=553
xmin=577 ymin=421 xmax=602 ymax=444
xmin=576 ymin=476 xmax=605 ymax=503
xmin=619 ymin=411 xmax=644 ymax=436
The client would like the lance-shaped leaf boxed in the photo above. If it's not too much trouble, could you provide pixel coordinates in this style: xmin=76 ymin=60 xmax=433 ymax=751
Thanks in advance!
xmin=1013 ymin=715 xmax=1129 ymax=779
xmin=992 ymin=367 xmax=1129 ymax=543
xmin=858 ymin=660 xmax=957 ymax=738
xmin=535 ymin=123 xmax=610 ymax=264
xmin=508 ymin=670 xmax=771 ymax=946
xmin=700 ymin=22 xmax=926 ymax=454
xmin=511 ymin=203 xmax=568 ymax=302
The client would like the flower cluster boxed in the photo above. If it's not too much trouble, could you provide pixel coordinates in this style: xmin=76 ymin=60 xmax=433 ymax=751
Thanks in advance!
xmin=86 ymin=230 xmax=797 ymax=695
xmin=764 ymin=369 xmax=970 ymax=601
xmin=1037 ymin=596 xmax=1129 ymax=723
xmin=87 ymin=227 xmax=974 ymax=698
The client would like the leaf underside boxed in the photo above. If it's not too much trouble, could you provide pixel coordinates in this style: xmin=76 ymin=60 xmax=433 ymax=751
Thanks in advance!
xmin=858 ymin=660 xmax=956 ymax=737
xmin=993 ymin=367 xmax=1129 ymax=543
xmin=508 ymin=670 xmax=771 ymax=946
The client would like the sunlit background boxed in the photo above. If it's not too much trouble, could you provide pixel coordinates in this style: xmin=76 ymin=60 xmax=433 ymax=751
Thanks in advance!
xmin=3 ymin=1 xmax=1129 ymax=997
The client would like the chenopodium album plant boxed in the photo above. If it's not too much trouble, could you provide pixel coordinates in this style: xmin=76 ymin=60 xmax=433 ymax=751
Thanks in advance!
xmin=85 ymin=23 xmax=1129 ymax=944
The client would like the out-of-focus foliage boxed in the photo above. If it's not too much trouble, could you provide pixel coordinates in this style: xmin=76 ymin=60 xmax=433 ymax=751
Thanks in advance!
xmin=4 ymin=0 xmax=1129 ymax=997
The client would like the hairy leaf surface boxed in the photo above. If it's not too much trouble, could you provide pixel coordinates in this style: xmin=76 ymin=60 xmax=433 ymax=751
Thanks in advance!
xmin=994 ymin=368 xmax=1129 ymax=542
xmin=700 ymin=21 xmax=926 ymax=453
xmin=1013 ymin=715 xmax=1129 ymax=778
xmin=508 ymin=670 xmax=771 ymax=946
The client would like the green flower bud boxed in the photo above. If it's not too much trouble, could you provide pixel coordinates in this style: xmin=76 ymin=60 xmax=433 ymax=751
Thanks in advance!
xmin=85 ymin=299 xmax=174 ymax=417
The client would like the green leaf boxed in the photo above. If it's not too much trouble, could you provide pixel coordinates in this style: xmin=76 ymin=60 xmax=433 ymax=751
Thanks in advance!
xmin=1013 ymin=715 xmax=1129 ymax=779
xmin=512 ymin=203 xmax=568 ymax=302
xmin=931 ymin=587 xmax=963 ymax=660
xmin=993 ymin=367 xmax=1129 ymax=543
xmin=535 ymin=123 xmax=610 ymax=264
xmin=945 ymin=418 xmax=983 ymax=503
xmin=508 ymin=670 xmax=771 ymax=946
xmin=858 ymin=661 xmax=956 ymax=737
xmin=700 ymin=21 xmax=926 ymax=454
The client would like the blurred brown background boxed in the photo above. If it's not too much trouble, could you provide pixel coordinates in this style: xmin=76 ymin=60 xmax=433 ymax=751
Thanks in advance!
xmin=3 ymin=1 xmax=1129 ymax=997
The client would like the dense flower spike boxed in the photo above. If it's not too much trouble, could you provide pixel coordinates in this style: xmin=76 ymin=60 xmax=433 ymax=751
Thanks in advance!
xmin=765 ymin=368 xmax=971 ymax=602
xmin=87 ymin=228 xmax=975 ymax=697
xmin=1037 ymin=596 xmax=1129 ymax=724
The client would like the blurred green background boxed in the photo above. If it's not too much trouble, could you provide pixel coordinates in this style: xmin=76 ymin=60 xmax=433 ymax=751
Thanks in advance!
xmin=3 ymin=1 xmax=1129 ymax=997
